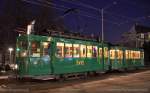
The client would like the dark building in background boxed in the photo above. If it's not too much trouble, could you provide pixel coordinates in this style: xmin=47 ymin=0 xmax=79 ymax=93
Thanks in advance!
xmin=119 ymin=24 xmax=150 ymax=66
xmin=0 ymin=0 xmax=65 ymax=65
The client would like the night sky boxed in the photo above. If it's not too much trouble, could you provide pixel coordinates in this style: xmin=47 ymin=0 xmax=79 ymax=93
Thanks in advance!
xmin=0 ymin=0 xmax=150 ymax=43
xmin=53 ymin=0 xmax=150 ymax=43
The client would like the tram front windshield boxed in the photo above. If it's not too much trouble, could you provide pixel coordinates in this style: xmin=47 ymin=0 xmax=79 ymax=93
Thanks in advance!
xmin=16 ymin=41 xmax=28 ymax=57
xmin=16 ymin=41 xmax=50 ymax=58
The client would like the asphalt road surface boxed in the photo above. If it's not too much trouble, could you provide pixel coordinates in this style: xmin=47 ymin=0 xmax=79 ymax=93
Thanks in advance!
xmin=0 ymin=68 xmax=150 ymax=93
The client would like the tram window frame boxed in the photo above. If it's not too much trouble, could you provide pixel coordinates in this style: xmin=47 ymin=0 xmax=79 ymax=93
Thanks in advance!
xmin=87 ymin=46 xmax=92 ymax=58
xmin=80 ymin=45 xmax=86 ymax=57
xmin=30 ymin=41 xmax=41 ymax=57
xmin=73 ymin=44 xmax=80 ymax=58
xmin=65 ymin=43 xmax=73 ymax=58
xmin=56 ymin=42 xmax=64 ymax=58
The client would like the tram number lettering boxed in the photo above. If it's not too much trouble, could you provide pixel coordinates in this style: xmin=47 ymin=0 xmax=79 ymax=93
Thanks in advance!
xmin=76 ymin=61 xmax=85 ymax=65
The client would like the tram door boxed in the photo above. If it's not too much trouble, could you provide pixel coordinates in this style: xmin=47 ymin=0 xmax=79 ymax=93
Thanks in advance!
xmin=29 ymin=41 xmax=52 ymax=75
xmin=99 ymin=47 xmax=103 ymax=70
xmin=103 ymin=47 xmax=109 ymax=71
xmin=40 ymin=42 xmax=52 ymax=74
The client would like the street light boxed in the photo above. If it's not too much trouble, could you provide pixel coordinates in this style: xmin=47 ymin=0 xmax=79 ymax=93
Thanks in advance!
xmin=8 ymin=47 xmax=14 ymax=64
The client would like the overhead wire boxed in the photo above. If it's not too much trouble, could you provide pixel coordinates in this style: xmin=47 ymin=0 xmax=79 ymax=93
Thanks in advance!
xmin=22 ymin=0 xmax=65 ymax=11
xmin=37 ymin=0 xmax=100 ymax=18
xmin=59 ymin=0 xmax=99 ymax=11
xmin=59 ymin=0 xmax=148 ymax=25
xmin=22 ymin=0 xmax=121 ymax=25
xmin=59 ymin=0 xmax=133 ymax=25
xmin=39 ymin=0 xmax=122 ymax=25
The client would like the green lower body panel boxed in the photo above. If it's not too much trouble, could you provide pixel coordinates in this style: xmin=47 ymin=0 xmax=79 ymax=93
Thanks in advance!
xmin=52 ymin=57 xmax=109 ymax=75
xmin=17 ymin=57 xmax=52 ymax=77
xmin=111 ymin=59 xmax=124 ymax=70
xmin=103 ymin=57 xmax=109 ymax=71
xmin=124 ymin=59 xmax=143 ymax=69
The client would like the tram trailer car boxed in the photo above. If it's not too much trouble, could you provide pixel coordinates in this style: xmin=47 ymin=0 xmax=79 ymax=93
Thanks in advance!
xmin=124 ymin=48 xmax=144 ymax=69
xmin=16 ymin=34 xmax=109 ymax=79
xmin=109 ymin=46 xmax=144 ymax=70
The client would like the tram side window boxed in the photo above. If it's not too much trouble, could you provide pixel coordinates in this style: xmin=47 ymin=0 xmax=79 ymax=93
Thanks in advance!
xmin=87 ymin=46 xmax=92 ymax=57
xmin=31 ymin=41 xmax=40 ymax=57
xmin=80 ymin=45 xmax=86 ymax=57
xmin=73 ymin=44 xmax=80 ymax=58
xmin=99 ymin=48 xmax=102 ymax=57
xmin=125 ymin=50 xmax=129 ymax=59
xmin=56 ymin=42 xmax=64 ymax=58
xmin=138 ymin=51 xmax=140 ymax=59
xmin=120 ymin=51 xmax=123 ymax=59
xmin=110 ymin=50 xmax=115 ymax=59
xmin=92 ymin=46 xmax=97 ymax=57
xmin=42 ymin=42 xmax=50 ymax=56
xmin=133 ymin=51 xmax=136 ymax=59
xmin=116 ymin=50 xmax=119 ymax=58
xmin=130 ymin=51 xmax=134 ymax=59
xmin=65 ymin=43 xmax=72 ymax=58
xmin=138 ymin=51 xmax=141 ymax=59
xmin=135 ymin=51 xmax=139 ymax=59
xmin=136 ymin=51 xmax=140 ymax=59
xmin=134 ymin=51 xmax=137 ymax=59
xmin=118 ymin=50 xmax=123 ymax=59
xmin=20 ymin=41 xmax=28 ymax=49
xmin=104 ymin=47 xmax=108 ymax=57
xmin=136 ymin=52 xmax=139 ymax=59
xmin=141 ymin=52 xmax=144 ymax=59
xmin=129 ymin=50 xmax=131 ymax=59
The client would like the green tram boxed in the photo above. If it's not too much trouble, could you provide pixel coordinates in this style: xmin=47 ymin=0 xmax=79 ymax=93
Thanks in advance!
xmin=16 ymin=34 xmax=144 ymax=79
xmin=16 ymin=34 xmax=109 ymax=79
xmin=109 ymin=46 xmax=144 ymax=70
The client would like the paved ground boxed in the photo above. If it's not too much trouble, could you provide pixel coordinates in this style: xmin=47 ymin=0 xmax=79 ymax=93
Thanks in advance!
xmin=0 ymin=68 xmax=150 ymax=93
